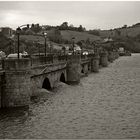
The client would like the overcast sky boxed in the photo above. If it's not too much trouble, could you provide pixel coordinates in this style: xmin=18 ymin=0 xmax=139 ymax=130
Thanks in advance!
xmin=0 ymin=1 xmax=140 ymax=30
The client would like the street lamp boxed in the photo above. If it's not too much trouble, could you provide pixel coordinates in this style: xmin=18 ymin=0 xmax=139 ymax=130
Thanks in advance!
xmin=72 ymin=37 xmax=75 ymax=55
xmin=34 ymin=40 xmax=40 ymax=57
xmin=49 ymin=42 xmax=52 ymax=54
xmin=93 ymin=42 xmax=97 ymax=54
xmin=44 ymin=32 xmax=47 ymax=57
xmin=16 ymin=24 xmax=30 ymax=59
xmin=38 ymin=42 xmax=40 ymax=57
xmin=16 ymin=27 xmax=21 ymax=59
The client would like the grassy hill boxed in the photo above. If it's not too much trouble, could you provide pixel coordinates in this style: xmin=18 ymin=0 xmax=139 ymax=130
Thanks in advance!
xmin=100 ymin=25 xmax=140 ymax=38
xmin=61 ymin=30 xmax=101 ymax=43
xmin=98 ymin=24 xmax=140 ymax=53
xmin=3 ymin=24 xmax=140 ymax=54
xmin=20 ymin=35 xmax=45 ymax=44
xmin=19 ymin=30 xmax=101 ymax=43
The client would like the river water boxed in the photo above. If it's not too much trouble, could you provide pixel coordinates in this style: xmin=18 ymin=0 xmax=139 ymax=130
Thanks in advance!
xmin=0 ymin=54 xmax=140 ymax=139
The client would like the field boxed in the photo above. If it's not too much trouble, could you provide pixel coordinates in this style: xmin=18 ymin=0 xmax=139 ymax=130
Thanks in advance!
xmin=61 ymin=30 xmax=101 ymax=42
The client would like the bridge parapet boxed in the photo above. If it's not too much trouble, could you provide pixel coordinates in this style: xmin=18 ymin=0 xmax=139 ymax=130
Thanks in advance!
xmin=66 ymin=55 xmax=81 ymax=84
xmin=31 ymin=62 xmax=67 ymax=77
xmin=2 ymin=58 xmax=31 ymax=107
xmin=3 ymin=58 xmax=31 ymax=71
xmin=31 ymin=56 xmax=53 ymax=67
xmin=91 ymin=54 xmax=100 ymax=72
xmin=99 ymin=51 xmax=108 ymax=67
xmin=31 ymin=55 xmax=67 ymax=67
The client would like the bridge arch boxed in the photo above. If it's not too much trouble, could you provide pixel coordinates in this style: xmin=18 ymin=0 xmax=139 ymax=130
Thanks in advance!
xmin=81 ymin=65 xmax=84 ymax=73
xmin=60 ymin=72 xmax=66 ymax=83
xmin=42 ymin=77 xmax=51 ymax=90
xmin=88 ymin=63 xmax=90 ymax=71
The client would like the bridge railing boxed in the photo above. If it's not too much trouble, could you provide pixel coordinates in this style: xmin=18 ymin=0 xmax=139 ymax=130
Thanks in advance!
xmin=58 ymin=55 xmax=67 ymax=61
xmin=81 ymin=54 xmax=91 ymax=60
xmin=31 ymin=55 xmax=53 ymax=66
xmin=0 ymin=53 xmax=97 ymax=69
xmin=31 ymin=54 xmax=68 ymax=67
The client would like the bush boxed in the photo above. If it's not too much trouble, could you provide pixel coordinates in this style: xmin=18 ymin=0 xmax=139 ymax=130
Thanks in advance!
xmin=88 ymin=30 xmax=100 ymax=36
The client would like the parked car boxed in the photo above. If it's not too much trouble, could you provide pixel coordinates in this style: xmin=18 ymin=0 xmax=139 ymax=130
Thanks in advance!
xmin=82 ymin=51 xmax=88 ymax=55
xmin=7 ymin=53 xmax=22 ymax=59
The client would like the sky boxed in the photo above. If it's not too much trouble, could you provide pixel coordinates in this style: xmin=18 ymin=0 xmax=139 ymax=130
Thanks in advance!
xmin=0 ymin=1 xmax=140 ymax=30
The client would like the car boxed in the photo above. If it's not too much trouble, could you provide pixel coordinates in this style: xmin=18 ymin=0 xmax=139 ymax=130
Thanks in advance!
xmin=7 ymin=53 xmax=22 ymax=59
xmin=82 ymin=51 xmax=88 ymax=55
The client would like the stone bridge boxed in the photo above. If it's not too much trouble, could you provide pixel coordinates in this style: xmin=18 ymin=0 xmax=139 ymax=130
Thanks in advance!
xmin=0 ymin=51 xmax=119 ymax=108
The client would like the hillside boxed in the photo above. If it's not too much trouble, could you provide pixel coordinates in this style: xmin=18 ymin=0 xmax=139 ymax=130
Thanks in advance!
xmin=0 ymin=33 xmax=14 ymax=54
xmin=19 ymin=30 xmax=101 ymax=43
xmin=100 ymin=25 xmax=140 ymax=38
xmin=61 ymin=30 xmax=101 ymax=43
xmin=98 ymin=24 xmax=140 ymax=53
xmin=2 ymin=23 xmax=140 ymax=54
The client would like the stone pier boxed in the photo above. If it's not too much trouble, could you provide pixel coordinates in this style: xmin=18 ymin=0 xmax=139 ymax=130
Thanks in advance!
xmin=66 ymin=55 xmax=81 ymax=84
xmin=91 ymin=54 xmax=100 ymax=72
xmin=108 ymin=51 xmax=114 ymax=63
xmin=100 ymin=51 xmax=108 ymax=67
xmin=2 ymin=59 xmax=31 ymax=107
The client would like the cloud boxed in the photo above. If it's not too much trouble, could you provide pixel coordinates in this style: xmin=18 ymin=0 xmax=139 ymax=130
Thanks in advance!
xmin=0 ymin=1 xmax=140 ymax=30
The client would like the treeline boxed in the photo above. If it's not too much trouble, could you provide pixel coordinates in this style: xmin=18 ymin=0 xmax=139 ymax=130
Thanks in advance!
xmin=44 ymin=22 xmax=86 ymax=32
xmin=0 ymin=33 xmax=14 ymax=55
xmin=19 ymin=22 xmax=86 ymax=35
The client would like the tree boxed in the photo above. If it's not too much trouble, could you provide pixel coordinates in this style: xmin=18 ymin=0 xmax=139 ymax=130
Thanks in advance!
xmin=60 ymin=22 xmax=68 ymax=30
xmin=115 ymin=29 xmax=121 ymax=37
xmin=25 ymin=23 xmax=41 ymax=33
xmin=31 ymin=24 xmax=35 ymax=28
xmin=69 ymin=24 xmax=74 ymax=30
xmin=86 ymin=38 xmax=90 ymax=44
xmin=77 ymin=41 xmax=82 ymax=46
xmin=122 ymin=25 xmax=127 ymax=28
xmin=48 ymin=28 xmax=62 ymax=43
xmin=78 ymin=25 xmax=84 ymax=32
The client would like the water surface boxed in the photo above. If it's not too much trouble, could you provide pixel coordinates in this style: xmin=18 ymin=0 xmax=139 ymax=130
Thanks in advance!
xmin=0 ymin=54 xmax=140 ymax=139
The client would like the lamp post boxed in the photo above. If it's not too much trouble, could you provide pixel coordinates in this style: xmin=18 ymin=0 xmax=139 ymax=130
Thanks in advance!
xmin=72 ymin=37 xmax=75 ymax=55
xmin=38 ymin=42 xmax=40 ymax=57
xmin=16 ymin=27 xmax=21 ymax=59
xmin=94 ymin=42 xmax=97 ymax=54
xmin=16 ymin=24 xmax=30 ymax=59
xmin=44 ymin=32 xmax=47 ymax=57
xmin=34 ymin=40 xmax=40 ymax=57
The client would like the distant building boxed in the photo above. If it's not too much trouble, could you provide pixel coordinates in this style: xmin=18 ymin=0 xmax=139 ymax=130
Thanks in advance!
xmin=74 ymin=44 xmax=81 ymax=52
xmin=119 ymin=47 xmax=124 ymax=52
xmin=0 ymin=27 xmax=13 ymax=37
xmin=103 ymin=38 xmax=113 ymax=43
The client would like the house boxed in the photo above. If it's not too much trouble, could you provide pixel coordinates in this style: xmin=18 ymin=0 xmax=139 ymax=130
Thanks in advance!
xmin=74 ymin=44 xmax=81 ymax=52
xmin=103 ymin=38 xmax=113 ymax=43
xmin=0 ymin=27 xmax=13 ymax=37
